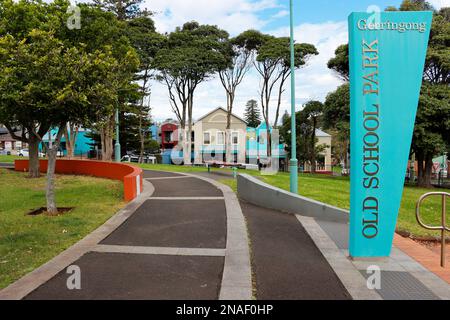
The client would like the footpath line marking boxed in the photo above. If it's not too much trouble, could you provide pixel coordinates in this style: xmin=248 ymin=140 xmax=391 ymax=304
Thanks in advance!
xmin=0 ymin=180 xmax=155 ymax=300
xmin=145 ymin=176 xmax=192 ymax=181
xmin=149 ymin=197 xmax=225 ymax=201
xmin=181 ymin=173 xmax=253 ymax=301
xmin=92 ymin=245 xmax=226 ymax=257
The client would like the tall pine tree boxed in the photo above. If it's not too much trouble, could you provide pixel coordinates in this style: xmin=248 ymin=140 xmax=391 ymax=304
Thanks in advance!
xmin=244 ymin=100 xmax=261 ymax=128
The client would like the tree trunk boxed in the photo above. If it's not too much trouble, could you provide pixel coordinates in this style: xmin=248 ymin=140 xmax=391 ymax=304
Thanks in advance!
xmin=310 ymin=120 xmax=317 ymax=173
xmin=65 ymin=124 xmax=79 ymax=159
xmin=28 ymin=134 xmax=41 ymax=178
xmin=422 ymin=154 xmax=434 ymax=188
xmin=225 ymin=92 xmax=234 ymax=164
xmin=410 ymin=153 xmax=416 ymax=184
xmin=46 ymin=126 xmax=65 ymax=216
xmin=417 ymin=152 xmax=425 ymax=187
xmin=139 ymin=112 xmax=145 ymax=163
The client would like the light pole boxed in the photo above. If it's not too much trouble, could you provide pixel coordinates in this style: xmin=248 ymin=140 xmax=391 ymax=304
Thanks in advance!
xmin=115 ymin=104 xmax=121 ymax=162
xmin=289 ymin=0 xmax=298 ymax=193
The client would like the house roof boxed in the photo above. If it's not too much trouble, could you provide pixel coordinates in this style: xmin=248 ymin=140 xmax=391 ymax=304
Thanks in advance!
xmin=316 ymin=129 xmax=331 ymax=137
xmin=195 ymin=107 xmax=247 ymax=125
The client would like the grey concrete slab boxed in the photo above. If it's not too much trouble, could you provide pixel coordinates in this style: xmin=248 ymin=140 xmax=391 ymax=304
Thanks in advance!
xmin=359 ymin=271 xmax=440 ymax=300
xmin=25 ymin=252 xmax=224 ymax=300
xmin=238 ymin=174 xmax=349 ymax=223
xmin=316 ymin=219 xmax=350 ymax=250
xmin=151 ymin=177 xmax=223 ymax=197
xmin=240 ymin=201 xmax=351 ymax=300
xmin=182 ymin=173 xmax=252 ymax=300
xmin=101 ymin=200 xmax=227 ymax=249
xmin=297 ymin=216 xmax=381 ymax=300
xmin=0 ymin=163 xmax=13 ymax=168
xmin=143 ymin=170 xmax=183 ymax=178
xmin=92 ymin=245 xmax=226 ymax=257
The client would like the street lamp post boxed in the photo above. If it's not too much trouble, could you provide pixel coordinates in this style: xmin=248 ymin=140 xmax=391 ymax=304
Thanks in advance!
xmin=115 ymin=105 xmax=121 ymax=162
xmin=289 ymin=0 xmax=298 ymax=194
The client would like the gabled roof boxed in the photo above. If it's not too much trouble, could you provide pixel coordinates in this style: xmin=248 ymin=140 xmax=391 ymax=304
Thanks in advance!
xmin=316 ymin=129 xmax=331 ymax=137
xmin=195 ymin=107 xmax=247 ymax=125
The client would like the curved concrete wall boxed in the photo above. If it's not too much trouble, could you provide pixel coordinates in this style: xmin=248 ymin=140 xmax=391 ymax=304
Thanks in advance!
xmin=237 ymin=174 xmax=349 ymax=223
xmin=15 ymin=160 xmax=143 ymax=202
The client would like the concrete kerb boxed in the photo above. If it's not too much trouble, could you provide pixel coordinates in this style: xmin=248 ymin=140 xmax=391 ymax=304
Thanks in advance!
xmin=180 ymin=172 xmax=253 ymax=301
xmin=237 ymin=173 xmax=349 ymax=223
xmin=0 ymin=180 xmax=155 ymax=300
xmin=296 ymin=215 xmax=382 ymax=300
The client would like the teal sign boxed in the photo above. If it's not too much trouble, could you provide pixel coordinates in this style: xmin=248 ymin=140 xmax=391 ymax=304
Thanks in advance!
xmin=348 ymin=11 xmax=432 ymax=258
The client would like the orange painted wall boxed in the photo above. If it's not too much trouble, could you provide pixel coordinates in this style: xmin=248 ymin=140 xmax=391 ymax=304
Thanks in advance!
xmin=15 ymin=160 xmax=143 ymax=202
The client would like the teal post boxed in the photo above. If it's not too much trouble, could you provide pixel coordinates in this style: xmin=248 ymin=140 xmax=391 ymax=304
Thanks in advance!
xmin=289 ymin=0 xmax=298 ymax=194
xmin=115 ymin=106 xmax=121 ymax=162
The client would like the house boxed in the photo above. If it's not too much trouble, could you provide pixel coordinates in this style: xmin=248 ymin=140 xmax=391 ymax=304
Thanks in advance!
xmin=150 ymin=124 xmax=160 ymax=143
xmin=301 ymin=129 xmax=332 ymax=173
xmin=40 ymin=128 xmax=94 ymax=156
xmin=246 ymin=122 xmax=287 ymax=169
xmin=193 ymin=107 xmax=247 ymax=164
xmin=0 ymin=126 xmax=27 ymax=153
xmin=160 ymin=120 xmax=179 ymax=151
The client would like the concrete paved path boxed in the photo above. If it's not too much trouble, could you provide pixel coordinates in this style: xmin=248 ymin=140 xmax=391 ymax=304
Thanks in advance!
xmin=0 ymin=170 xmax=252 ymax=300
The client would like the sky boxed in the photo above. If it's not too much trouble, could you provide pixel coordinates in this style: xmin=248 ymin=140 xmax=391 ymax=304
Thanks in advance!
xmin=140 ymin=0 xmax=449 ymax=123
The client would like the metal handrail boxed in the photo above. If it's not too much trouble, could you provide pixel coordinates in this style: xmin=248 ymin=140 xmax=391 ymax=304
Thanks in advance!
xmin=416 ymin=192 xmax=449 ymax=268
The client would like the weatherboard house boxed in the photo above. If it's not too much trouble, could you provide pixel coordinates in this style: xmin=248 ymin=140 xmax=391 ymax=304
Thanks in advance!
xmin=193 ymin=107 xmax=247 ymax=164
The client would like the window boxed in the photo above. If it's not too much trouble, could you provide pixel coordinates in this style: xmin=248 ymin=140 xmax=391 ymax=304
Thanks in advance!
xmin=232 ymin=132 xmax=239 ymax=145
xmin=203 ymin=132 xmax=211 ymax=145
xmin=217 ymin=132 xmax=225 ymax=145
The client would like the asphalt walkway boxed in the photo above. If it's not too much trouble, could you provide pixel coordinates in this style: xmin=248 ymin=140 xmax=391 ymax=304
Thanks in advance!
xmin=240 ymin=201 xmax=351 ymax=300
xmin=0 ymin=170 xmax=251 ymax=300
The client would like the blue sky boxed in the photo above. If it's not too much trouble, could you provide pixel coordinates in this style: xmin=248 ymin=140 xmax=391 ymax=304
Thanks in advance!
xmin=261 ymin=0 xmax=403 ymax=30
xmin=141 ymin=0 xmax=447 ymax=122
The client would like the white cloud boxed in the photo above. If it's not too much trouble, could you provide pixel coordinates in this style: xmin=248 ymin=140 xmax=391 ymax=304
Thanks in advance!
xmin=144 ymin=0 xmax=348 ymax=124
xmin=150 ymin=19 xmax=348 ymax=124
xmin=143 ymin=0 xmax=281 ymax=34
xmin=272 ymin=10 xmax=289 ymax=19
xmin=428 ymin=0 xmax=450 ymax=9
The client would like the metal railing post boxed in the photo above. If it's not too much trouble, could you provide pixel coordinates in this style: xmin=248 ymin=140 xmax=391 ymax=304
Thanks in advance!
xmin=416 ymin=192 xmax=449 ymax=268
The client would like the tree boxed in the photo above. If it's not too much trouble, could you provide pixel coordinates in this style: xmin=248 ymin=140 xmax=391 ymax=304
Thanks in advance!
xmin=323 ymin=84 xmax=350 ymax=169
xmin=280 ymin=109 xmax=327 ymax=172
xmin=218 ymin=30 xmax=260 ymax=163
xmin=63 ymin=3 xmax=141 ymax=161
xmin=325 ymin=1 xmax=449 ymax=185
xmin=0 ymin=0 xmax=60 ymax=177
xmin=327 ymin=44 xmax=349 ymax=82
xmin=398 ymin=2 xmax=449 ymax=187
xmin=244 ymin=100 xmax=262 ymax=128
xmin=303 ymin=101 xmax=324 ymax=173
xmin=126 ymin=16 xmax=164 ymax=162
xmin=154 ymin=22 xmax=229 ymax=165
xmin=93 ymin=0 xmax=148 ymax=20
xmin=255 ymin=35 xmax=318 ymax=158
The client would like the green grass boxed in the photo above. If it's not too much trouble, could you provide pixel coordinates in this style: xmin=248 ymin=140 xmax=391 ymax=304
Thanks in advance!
xmin=0 ymin=169 xmax=125 ymax=289
xmin=220 ymin=172 xmax=449 ymax=240
xmin=138 ymin=163 xmax=233 ymax=174
xmin=0 ymin=155 xmax=20 ymax=163
xmin=138 ymin=164 xmax=449 ymax=240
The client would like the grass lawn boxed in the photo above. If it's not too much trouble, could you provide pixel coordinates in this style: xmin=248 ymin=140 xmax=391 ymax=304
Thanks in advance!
xmin=137 ymin=164 xmax=448 ymax=240
xmin=220 ymin=172 xmax=449 ymax=240
xmin=0 ymin=155 xmax=20 ymax=163
xmin=0 ymin=168 xmax=125 ymax=289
